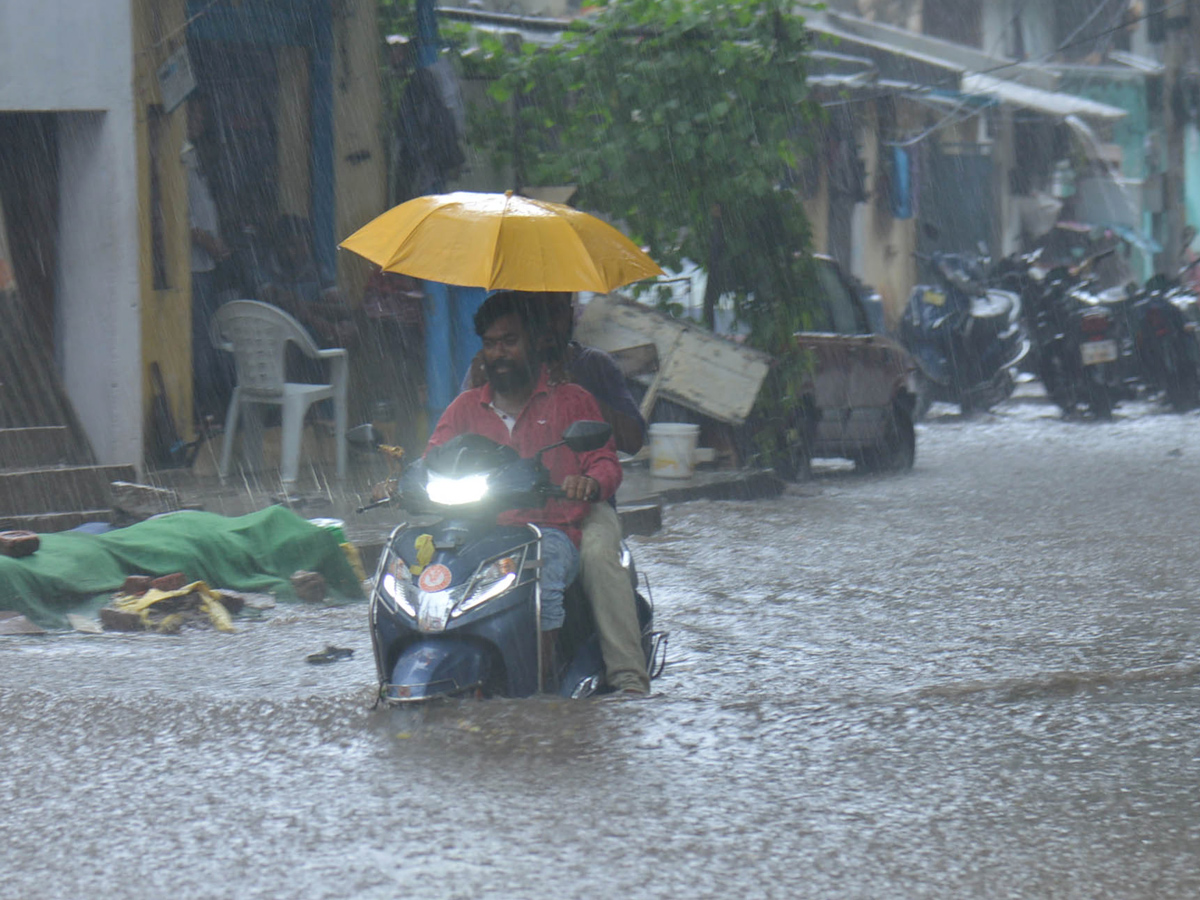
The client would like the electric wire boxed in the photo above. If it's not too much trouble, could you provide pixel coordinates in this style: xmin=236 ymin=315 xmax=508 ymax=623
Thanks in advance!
xmin=1057 ymin=0 xmax=1126 ymax=52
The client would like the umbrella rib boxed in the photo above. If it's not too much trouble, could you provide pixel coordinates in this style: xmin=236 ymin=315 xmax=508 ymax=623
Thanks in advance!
xmin=487 ymin=193 xmax=515 ymax=289
xmin=578 ymin=229 xmax=609 ymax=292
xmin=382 ymin=203 xmax=446 ymax=274
xmin=560 ymin=223 xmax=606 ymax=293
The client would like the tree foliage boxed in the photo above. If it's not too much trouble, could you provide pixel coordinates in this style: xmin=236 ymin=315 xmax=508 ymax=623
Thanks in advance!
xmin=472 ymin=0 xmax=824 ymax=355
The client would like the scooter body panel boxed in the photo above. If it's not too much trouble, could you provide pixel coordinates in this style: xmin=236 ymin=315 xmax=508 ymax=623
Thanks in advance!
xmin=373 ymin=519 xmax=542 ymax=700
xmin=387 ymin=638 xmax=492 ymax=701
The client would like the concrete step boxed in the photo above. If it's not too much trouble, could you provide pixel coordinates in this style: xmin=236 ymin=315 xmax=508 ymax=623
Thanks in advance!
xmin=0 ymin=509 xmax=111 ymax=533
xmin=0 ymin=464 xmax=136 ymax=518
xmin=0 ymin=426 xmax=79 ymax=470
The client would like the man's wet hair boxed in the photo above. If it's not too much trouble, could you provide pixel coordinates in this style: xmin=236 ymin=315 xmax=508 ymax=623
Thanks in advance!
xmin=473 ymin=290 xmax=548 ymax=339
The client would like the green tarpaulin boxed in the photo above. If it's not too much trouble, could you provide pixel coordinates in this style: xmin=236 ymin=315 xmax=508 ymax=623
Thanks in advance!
xmin=0 ymin=507 xmax=363 ymax=629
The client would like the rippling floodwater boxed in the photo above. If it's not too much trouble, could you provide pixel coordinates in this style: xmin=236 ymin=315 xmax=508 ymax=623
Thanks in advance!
xmin=4 ymin=391 xmax=1200 ymax=899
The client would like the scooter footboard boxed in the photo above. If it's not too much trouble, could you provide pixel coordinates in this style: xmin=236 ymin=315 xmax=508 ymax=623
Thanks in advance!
xmin=385 ymin=637 xmax=492 ymax=703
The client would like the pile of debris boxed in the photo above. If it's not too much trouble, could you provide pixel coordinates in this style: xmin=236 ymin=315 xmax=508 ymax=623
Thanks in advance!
xmin=99 ymin=573 xmax=251 ymax=633
xmin=98 ymin=569 xmax=330 ymax=634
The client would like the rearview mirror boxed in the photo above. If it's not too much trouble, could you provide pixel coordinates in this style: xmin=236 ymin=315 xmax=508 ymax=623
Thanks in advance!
xmin=562 ymin=420 xmax=612 ymax=453
xmin=347 ymin=423 xmax=382 ymax=448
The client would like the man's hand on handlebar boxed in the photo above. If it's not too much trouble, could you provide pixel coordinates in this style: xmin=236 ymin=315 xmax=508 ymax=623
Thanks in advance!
xmin=560 ymin=474 xmax=599 ymax=502
xmin=370 ymin=478 xmax=397 ymax=503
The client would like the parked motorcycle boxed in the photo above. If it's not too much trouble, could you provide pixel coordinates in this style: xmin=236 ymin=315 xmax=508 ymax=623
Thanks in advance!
xmin=900 ymin=251 xmax=1030 ymax=418
xmin=354 ymin=422 xmax=667 ymax=703
xmin=1130 ymin=272 xmax=1200 ymax=411
xmin=1025 ymin=263 xmax=1126 ymax=419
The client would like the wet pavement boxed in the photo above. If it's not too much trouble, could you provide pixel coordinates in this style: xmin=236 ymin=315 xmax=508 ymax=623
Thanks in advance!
xmin=4 ymin=383 xmax=1200 ymax=898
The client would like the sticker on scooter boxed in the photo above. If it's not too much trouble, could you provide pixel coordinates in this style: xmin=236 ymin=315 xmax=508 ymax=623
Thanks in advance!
xmin=418 ymin=564 xmax=452 ymax=593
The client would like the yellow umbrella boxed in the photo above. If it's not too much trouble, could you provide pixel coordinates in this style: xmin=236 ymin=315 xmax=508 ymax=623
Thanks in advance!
xmin=339 ymin=190 xmax=664 ymax=292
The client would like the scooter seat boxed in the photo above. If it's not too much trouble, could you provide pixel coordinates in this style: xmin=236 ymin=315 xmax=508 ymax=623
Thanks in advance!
xmin=1095 ymin=286 xmax=1130 ymax=306
xmin=970 ymin=289 xmax=1017 ymax=321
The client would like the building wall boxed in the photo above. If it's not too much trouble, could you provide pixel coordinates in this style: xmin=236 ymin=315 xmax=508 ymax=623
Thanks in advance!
xmin=802 ymin=165 xmax=831 ymax=258
xmin=133 ymin=0 xmax=193 ymax=445
xmin=474 ymin=0 xmax=575 ymax=16
xmin=849 ymin=101 xmax=917 ymax=330
xmin=277 ymin=46 xmax=313 ymax=222
xmin=827 ymin=0 xmax=922 ymax=31
xmin=1056 ymin=72 xmax=1152 ymax=180
xmin=333 ymin=0 xmax=387 ymax=305
xmin=979 ymin=0 xmax=1056 ymax=58
xmin=0 ymin=1 xmax=142 ymax=469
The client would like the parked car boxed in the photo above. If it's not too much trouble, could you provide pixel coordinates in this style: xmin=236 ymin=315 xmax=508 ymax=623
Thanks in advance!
xmin=751 ymin=256 xmax=918 ymax=480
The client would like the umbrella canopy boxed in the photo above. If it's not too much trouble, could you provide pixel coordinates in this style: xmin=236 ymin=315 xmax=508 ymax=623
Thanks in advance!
xmin=339 ymin=191 xmax=664 ymax=293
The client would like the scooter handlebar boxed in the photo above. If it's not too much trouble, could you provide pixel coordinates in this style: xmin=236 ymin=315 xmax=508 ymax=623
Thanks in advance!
xmin=355 ymin=496 xmax=394 ymax=514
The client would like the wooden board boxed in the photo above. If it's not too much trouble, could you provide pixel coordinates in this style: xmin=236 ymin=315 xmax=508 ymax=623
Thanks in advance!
xmin=607 ymin=343 xmax=659 ymax=379
xmin=577 ymin=295 xmax=771 ymax=424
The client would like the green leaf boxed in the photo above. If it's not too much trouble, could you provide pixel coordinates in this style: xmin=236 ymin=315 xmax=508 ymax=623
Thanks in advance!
xmin=487 ymin=82 xmax=513 ymax=103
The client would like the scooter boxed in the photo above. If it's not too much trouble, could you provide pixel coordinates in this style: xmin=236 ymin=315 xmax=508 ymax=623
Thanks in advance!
xmin=353 ymin=421 xmax=667 ymax=703
xmin=989 ymin=248 xmax=1049 ymax=375
xmin=901 ymin=251 xmax=1030 ymax=418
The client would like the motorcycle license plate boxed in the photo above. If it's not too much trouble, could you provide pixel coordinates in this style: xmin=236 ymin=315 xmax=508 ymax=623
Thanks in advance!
xmin=1081 ymin=339 xmax=1118 ymax=366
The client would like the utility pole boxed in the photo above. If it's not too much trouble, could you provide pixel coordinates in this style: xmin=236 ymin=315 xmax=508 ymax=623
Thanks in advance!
xmin=1158 ymin=0 xmax=1193 ymax=274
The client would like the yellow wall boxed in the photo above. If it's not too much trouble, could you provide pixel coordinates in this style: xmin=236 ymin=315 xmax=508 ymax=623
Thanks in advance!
xmin=133 ymin=0 xmax=194 ymax=442
xmin=802 ymin=164 xmax=830 ymax=257
xmin=276 ymin=45 xmax=312 ymax=222
xmin=854 ymin=101 xmax=918 ymax=331
xmin=333 ymin=0 xmax=387 ymax=306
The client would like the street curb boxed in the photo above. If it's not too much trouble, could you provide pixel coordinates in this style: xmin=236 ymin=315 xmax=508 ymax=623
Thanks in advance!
xmin=630 ymin=470 xmax=786 ymax=505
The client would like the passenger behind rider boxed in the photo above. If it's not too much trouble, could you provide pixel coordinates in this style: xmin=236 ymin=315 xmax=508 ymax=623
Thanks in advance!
xmin=462 ymin=291 xmax=651 ymax=695
xmin=427 ymin=291 xmax=622 ymax=687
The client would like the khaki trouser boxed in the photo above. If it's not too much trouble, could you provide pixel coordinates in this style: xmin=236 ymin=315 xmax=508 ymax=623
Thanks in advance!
xmin=579 ymin=502 xmax=650 ymax=693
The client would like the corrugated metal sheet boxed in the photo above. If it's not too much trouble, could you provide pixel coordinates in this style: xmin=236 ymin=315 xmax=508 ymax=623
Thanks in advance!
xmin=962 ymin=73 xmax=1128 ymax=122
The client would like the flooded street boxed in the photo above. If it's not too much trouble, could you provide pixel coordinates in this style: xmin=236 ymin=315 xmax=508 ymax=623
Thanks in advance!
xmin=5 ymin=388 xmax=1200 ymax=899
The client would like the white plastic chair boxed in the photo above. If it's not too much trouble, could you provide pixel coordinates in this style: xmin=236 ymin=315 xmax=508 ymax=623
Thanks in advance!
xmin=211 ymin=300 xmax=347 ymax=486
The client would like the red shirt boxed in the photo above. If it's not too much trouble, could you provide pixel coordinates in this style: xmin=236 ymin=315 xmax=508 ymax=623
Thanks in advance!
xmin=426 ymin=366 xmax=622 ymax=546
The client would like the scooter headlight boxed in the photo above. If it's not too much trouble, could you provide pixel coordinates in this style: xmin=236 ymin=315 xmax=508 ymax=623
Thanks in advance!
xmin=426 ymin=473 xmax=489 ymax=506
xmin=380 ymin=552 xmax=417 ymax=617
xmin=452 ymin=551 xmax=524 ymax=617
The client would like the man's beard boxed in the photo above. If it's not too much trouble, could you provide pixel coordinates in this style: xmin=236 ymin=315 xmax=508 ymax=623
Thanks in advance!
xmin=484 ymin=358 xmax=535 ymax=395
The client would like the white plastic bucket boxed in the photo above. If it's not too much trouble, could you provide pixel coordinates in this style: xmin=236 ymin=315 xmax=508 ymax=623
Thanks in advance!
xmin=649 ymin=423 xmax=700 ymax=479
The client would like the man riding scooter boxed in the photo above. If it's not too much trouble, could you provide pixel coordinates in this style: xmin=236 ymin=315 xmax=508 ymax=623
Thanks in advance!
xmin=427 ymin=291 xmax=623 ymax=688
xmin=460 ymin=292 xmax=651 ymax=696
